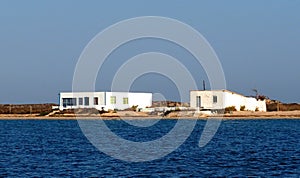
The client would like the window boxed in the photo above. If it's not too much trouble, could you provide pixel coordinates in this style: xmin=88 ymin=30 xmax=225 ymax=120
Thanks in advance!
xmin=110 ymin=96 xmax=116 ymax=104
xmin=94 ymin=97 xmax=98 ymax=105
xmin=84 ymin=97 xmax=89 ymax=106
xmin=213 ymin=95 xmax=218 ymax=103
xmin=62 ymin=98 xmax=77 ymax=107
xmin=78 ymin=98 xmax=83 ymax=105
xmin=123 ymin=97 xmax=128 ymax=104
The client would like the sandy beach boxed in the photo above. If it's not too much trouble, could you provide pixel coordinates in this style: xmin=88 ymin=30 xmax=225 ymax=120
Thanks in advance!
xmin=1 ymin=110 xmax=300 ymax=120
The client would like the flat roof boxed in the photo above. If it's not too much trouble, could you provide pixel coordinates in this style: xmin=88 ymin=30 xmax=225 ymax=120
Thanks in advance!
xmin=190 ymin=89 xmax=248 ymax=98
xmin=60 ymin=91 xmax=152 ymax=94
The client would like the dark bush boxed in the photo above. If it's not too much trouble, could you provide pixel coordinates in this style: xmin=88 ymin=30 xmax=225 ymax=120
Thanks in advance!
xmin=240 ymin=105 xmax=246 ymax=111
xmin=225 ymin=106 xmax=237 ymax=113
xmin=39 ymin=111 xmax=51 ymax=116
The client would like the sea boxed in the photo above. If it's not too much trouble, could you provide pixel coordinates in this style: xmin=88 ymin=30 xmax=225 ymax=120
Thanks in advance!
xmin=0 ymin=119 xmax=299 ymax=177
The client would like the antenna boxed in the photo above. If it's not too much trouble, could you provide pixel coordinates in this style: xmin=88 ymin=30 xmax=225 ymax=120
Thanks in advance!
xmin=203 ymin=80 xmax=206 ymax=90
xmin=252 ymin=88 xmax=258 ymax=99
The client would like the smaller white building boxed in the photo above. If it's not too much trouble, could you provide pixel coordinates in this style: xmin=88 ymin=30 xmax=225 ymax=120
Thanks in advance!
xmin=190 ymin=90 xmax=266 ymax=111
xmin=59 ymin=91 xmax=152 ymax=111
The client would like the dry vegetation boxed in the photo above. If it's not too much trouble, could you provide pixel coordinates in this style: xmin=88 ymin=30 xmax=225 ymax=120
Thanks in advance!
xmin=267 ymin=102 xmax=300 ymax=111
xmin=1 ymin=99 xmax=300 ymax=119
xmin=0 ymin=104 xmax=56 ymax=115
xmin=151 ymin=101 xmax=189 ymax=107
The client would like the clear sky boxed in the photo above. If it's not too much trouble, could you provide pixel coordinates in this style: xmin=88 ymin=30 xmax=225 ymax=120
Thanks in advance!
xmin=0 ymin=0 xmax=299 ymax=104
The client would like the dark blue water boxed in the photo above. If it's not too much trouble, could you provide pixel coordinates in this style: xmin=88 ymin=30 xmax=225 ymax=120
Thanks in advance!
xmin=0 ymin=119 xmax=299 ymax=177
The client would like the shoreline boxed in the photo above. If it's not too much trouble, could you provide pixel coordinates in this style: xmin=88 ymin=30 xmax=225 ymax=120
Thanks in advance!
xmin=1 ymin=110 xmax=300 ymax=120
xmin=1 ymin=117 xmax=300 ymax=120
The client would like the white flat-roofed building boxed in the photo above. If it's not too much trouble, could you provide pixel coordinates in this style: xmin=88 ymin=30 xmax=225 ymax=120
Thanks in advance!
xmin=190 ymin=90 xmax=267 ymax=112
xmin=59 ymin=91 xmax=152 ymax=111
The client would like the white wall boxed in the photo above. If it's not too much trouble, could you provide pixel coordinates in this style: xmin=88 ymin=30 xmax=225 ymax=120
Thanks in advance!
xmin=243 ymin=98 xmax=266 ymax=111
xmin=105 ymin=92 xmax=129 ymax=110
xmin=190 ymin=90 xmax=266 ymax=111
xmin=224 ymin=92 xmax=266 ymax=111
xmin=224 ymin=91 xmax=245 ymax=110
xmin=104 ymin=92 xmax=152 ymax=110
xmin=59 ymin=92 xmax=105 ymax=110
xmin=128 ymin=92 xmax=153 ymax=109
xmin=190 ymin=90 xmax=225 ymax=109
xmin=59 ymin=92 xmax=152 ymax=111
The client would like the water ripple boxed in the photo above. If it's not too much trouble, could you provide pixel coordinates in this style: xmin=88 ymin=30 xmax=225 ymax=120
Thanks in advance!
xmin=0 ymin=119 xmax=299 ymax=177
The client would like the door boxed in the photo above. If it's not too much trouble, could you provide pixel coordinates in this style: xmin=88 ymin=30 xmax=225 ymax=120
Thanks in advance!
xmin=196 ymin=96 xmax=201 ymax=108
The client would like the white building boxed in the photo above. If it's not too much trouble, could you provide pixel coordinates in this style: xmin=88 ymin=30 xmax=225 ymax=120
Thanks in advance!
xmin=190 ymin=90 xmax=266 ymax=111
xmin=59 ymin=91 xmax=152 ymax=111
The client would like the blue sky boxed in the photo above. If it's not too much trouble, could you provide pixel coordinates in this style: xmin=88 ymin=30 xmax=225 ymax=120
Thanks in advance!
xmin=0 ymin=1 xmax=299 ymax=103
